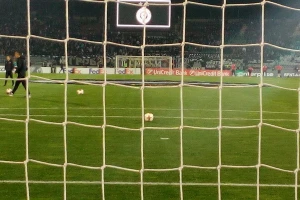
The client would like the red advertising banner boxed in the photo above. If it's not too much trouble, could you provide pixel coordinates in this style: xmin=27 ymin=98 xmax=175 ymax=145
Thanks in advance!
xmin=145 ymin=68 xmax=232 ymax=76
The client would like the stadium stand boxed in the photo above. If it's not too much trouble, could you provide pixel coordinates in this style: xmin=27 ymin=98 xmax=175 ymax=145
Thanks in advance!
xmin=0 ymin=0 xmax=299 ymax=73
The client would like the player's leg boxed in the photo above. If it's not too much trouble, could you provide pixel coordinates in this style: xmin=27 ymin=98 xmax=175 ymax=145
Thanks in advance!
xmin=59 ymin=65 xmax=63 ymax=73
xmin=10 ymin=80 xmax=21 ymax=95
xmin=21 ymin=80 xmax=31 ymax=96
xmin=9 ymin=72 xmax=14 ymax=86
xmin=11 ymin=74 xmax=26 ymax=95
xmin=4 ymin=72 xmax=8 ymax=86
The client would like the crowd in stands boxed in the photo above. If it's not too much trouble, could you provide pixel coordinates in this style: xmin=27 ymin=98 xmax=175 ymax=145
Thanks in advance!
xmin=0 ymin=19 xmax=298 ymax=61
xmin=0 ymin=0 xmax=299 ymax=65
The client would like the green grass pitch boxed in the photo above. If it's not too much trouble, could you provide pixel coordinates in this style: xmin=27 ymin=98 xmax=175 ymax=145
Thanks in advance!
xmin=0 ymin=74 xmax=299 ymax=199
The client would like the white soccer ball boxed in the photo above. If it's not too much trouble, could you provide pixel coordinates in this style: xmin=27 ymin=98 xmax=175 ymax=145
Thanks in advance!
xmin=6 ymin=88 xmax=12 ymax=94
xmin=144 ymin=113 xmax=154 ymax=122
xmin=77 ymin=89 xmax=84 ymax=95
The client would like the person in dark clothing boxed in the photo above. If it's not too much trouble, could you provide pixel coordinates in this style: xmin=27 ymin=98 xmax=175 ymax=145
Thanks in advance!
xmin=59 ymin=57 xmax=65 ymax=73
xmin=9 ymin=51 xmax=30 ymax=97
xmin=4 ymin=56 xmax=15 ymax=86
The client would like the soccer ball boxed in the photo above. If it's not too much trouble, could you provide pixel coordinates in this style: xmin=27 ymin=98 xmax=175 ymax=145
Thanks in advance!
xmin=144 ymin=113 xmax=154 ymax=122
xmin=77 ymin=89 xmax=84 ymax=95
xmin=6 ymin=88 xmax=12 ymax=94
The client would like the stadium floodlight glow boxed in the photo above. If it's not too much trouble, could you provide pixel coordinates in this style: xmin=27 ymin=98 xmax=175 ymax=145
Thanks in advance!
xmin=117 ymin=0 xmax=171 ymax=28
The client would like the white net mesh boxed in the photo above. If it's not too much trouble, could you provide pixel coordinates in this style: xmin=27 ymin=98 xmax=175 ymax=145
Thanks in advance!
xmin=0 ymin=0 xmax=299 ymax=199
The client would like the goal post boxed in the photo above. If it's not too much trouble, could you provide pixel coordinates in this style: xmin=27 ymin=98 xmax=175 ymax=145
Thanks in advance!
xmin=115 ymin=55 xmax=173 ymax=75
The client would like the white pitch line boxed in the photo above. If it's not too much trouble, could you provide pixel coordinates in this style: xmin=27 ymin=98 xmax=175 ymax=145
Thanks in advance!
xmin=0 ymin=180 xmax=299 ymax=188
xmin=0 ymin=107 xmax=297 ymax=115
xmin=0 ymin=114 xmax=297 ymax=122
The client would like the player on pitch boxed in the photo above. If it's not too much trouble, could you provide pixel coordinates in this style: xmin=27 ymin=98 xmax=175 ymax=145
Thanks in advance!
xmin=275 ymin=65 xmax=283 ymax=78
xmin=9 ymin=51 xmax=30 ymax=97
xmin=231 ymin=63 xmax=236 ymax=76
xmin=248 ymin=66 xmax=253 ymax=77
xmin=4 ymin=55 xmax=15 ymax=86
xmin=263 ymin=65 xmax=268 ymax=77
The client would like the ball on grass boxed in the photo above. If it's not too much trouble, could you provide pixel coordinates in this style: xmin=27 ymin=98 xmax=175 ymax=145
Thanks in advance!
xmin=6 ymin=88 xmax=12 ymax=94
xmin=77 ymin=89 xmax=84 ymax=95
xmin=144 ymin=113 xmax=154 ymax=122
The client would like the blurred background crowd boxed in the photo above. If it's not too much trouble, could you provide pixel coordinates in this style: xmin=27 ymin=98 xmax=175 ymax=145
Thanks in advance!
xmin=0 ymin=0 xmax=300 ymax=68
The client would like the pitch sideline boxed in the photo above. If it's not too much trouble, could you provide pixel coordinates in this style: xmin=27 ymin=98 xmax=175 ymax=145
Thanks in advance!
xmin=0 ymin=113 xmax=297 ymax=122
xmin=0 ymin=107 xmax=297 ymax=115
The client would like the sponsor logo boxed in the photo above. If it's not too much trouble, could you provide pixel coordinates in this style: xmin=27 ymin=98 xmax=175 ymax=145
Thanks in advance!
xmin=73 ymin=68 xmax=81 ymax=74
xmin=145 ymin=68 xmax=231 ymax=76
xmin=117 ymin=68 xmax=134 ymax=74
xmin=154 ymin=69 xmax=171 ymax=75
xmin=89 ymin=68 xmax=104 ymax=74
xmin=125 ymin=68 xmax=134 ymax=74
xmin=191 ymin=70 xmax=231 ymax=77
xmin=68 ymin=68 xmax=81 ymax=74
xmin=252 ymin=72 xmax=273 ymax=77
xmin=284 ymin=73 xmax=300 ymax=77
xmin=117 ymin=69 xmax=126 ymax=74
xmin=189 ymin=70 xmax=195 ymax=76
xmin=236 ymin=70 xmax=246 ymax=77
xmin=146 ymin=68 xmax=153 ymax=74
xmin=173 ymin=69 xmax=188 ymax=76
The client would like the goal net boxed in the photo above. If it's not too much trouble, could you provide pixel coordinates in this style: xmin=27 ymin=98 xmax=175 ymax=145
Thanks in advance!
xmin=0 ymin=0 xmax=299 ymax=199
